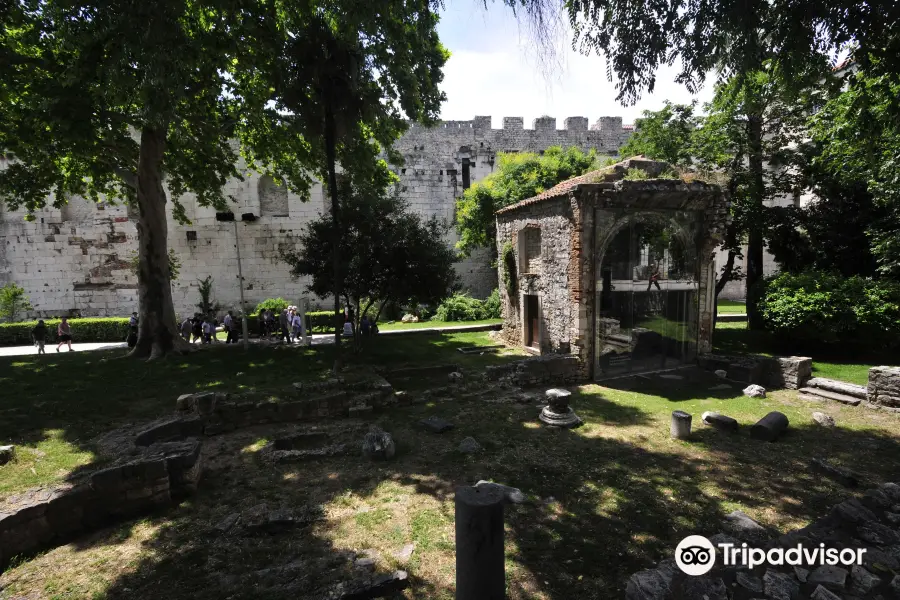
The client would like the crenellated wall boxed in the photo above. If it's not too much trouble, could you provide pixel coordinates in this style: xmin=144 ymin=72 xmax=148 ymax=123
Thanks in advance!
xmin=0 ymin=115 xmax=632 ymax=319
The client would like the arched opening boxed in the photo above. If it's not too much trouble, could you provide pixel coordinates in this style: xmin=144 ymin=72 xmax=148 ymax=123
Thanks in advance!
xmin=258 ymin=176 xmax=288 ymax=217
xmin=595 ymin=209 xmax=702 ymax=378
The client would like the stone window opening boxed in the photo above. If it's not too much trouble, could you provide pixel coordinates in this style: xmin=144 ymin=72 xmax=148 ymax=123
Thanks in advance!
xmin=401 ymin=168 xmax=407 ymax=175
xmin=519 ymin=226 xmax=542 ymax=275
xmin=462 ymin=159 xmax=471 ymax=190
xmin=186 ymin=231 xmax=197 ymax=242
xmin=258 ymin=175 xmax=289 ymax=217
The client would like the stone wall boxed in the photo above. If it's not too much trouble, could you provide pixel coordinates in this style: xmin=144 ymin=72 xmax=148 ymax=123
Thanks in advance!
xmin=0 ymin=439 xmax=201 ymax=569
xmin=174 ymin=374 xmax=397 ymax=435
xmin=495 ymin=195 xmax=583 ymax=359
xmin=867 ymin=366 xmax=900 ymax=408
xmin=0 ymin=116 xmax=632 ymax=317
xmin=626 ymin=483 xmax=900 ymax=600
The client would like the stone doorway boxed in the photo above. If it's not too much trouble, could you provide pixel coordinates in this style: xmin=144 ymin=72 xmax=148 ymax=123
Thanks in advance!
xmin=524 ymin=294 xmax=540 ymax=350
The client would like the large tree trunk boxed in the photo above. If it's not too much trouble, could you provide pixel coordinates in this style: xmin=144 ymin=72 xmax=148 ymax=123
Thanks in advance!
xmin=745 ymin=113 xmax=766 ymax=330
xmin=324 ymin=103 xmax=342 ymax=372
xmin=130 ymin=126 xmax=191 ymax=359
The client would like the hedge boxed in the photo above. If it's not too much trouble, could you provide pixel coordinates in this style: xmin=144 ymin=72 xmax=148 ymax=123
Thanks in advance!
xmin=0 ymin=317 xmax=131 ymax=346
xmin=761 ymin=270 xmax=900 ymax=350
xmin=306 ymin=310 xmax=343 ymax=333
xmin=433 ymin=290 xmax=501 ymax=322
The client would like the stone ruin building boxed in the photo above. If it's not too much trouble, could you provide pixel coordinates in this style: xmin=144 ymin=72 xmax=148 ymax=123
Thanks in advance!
xmin=0 ymin=116 xmax=631 ymax=319
xmin=494 ymin=157 xmax=729 ymax=380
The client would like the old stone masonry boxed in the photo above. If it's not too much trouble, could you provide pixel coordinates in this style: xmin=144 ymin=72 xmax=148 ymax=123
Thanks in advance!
xmin=0 ymin=116 xmax=631 ymax=319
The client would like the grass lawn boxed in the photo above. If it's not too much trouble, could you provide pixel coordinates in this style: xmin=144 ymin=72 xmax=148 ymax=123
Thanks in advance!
xmin=715 ymin=299 xmax=746 ymax=313
xmin=714 ymin=320 xmax=899 ymax=386
xmin=378 ymin=318 xmax=502 ymax=331
xmin=3 ymin=369 xmax=900 ymax=599
xmin=0 ymin=331 xmax=522 ymax=498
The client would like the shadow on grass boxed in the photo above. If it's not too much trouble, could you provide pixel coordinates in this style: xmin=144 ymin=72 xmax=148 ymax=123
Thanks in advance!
xmin=0 ymin=331 xmax=524 ymax=494
xmin=597 ymin=367 xmax=745 ymax=403
xmin=6 ymin=360 xmax=900 ymax=599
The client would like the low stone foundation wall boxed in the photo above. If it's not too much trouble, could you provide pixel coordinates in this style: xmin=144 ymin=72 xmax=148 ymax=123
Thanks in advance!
xmin=867 ymin=366 xmax=900 ymax=408
xmin=174 ymin=375 xmax=397 ymax=436
xmin=626 ymin=482 xmax=900 ymax=599
xmin=698 ymin=354 xmax=812 ymax=390
xmin=0 ymin=439 xmax=201 ymax=569
xmin=484 ymin=355 xmax=584 ymax=387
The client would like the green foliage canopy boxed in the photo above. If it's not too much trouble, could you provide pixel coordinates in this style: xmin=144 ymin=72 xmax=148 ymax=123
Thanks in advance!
xmin=0 ymin=283 xmax=33 ymax=323
xmin=455 ymin=146 xmax=598 ymax=256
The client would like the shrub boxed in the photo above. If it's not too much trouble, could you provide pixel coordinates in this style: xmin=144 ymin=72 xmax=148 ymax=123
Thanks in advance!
xmin=0 ymin=283 xmax=33 ymax=322
xmin=254 ymin=298 xmax=290 ymax=315
xmin=761 ymin=270 xmax=900 ymax=350
xmin=483 ymin=288 xmax=501 ymax=319
xmin=434 ymin=293 xmax=488 ymax=322
xmin=0 ymin=317 xmax=130 ymax=346
xmin=500 ymin=242 xmax=517 ymax=298
xmin=623 ymin=167 xmax=650 ymax=181
xmin=306 ymin=310 xmax=342 ymax=333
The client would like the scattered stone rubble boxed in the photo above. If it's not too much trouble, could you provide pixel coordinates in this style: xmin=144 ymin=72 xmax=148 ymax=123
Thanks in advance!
xmin=484 ymin=354 xmax=583 ymax=387
xmin=0 ymin=438 xmax=202 ymax=569
xmin=626 ymin=482 xmax=900 ymax=599
xmin=175 ymin=372 xmax=396 ymax=436
xmin=699 ymin=354 xmax=812 ymax=390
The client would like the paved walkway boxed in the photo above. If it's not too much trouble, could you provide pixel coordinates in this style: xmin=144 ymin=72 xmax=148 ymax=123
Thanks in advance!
xmin=0 ymin=323 xmax=502 ymax=358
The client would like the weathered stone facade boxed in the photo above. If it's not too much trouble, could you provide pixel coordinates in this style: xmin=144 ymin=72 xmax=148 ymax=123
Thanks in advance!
xmin=0 ymin=116 xmax=631 ymax=318
xmin=494 ymin=158 xmax=728 ymax=380
xmin=867 ymin=366 xmax=900 ymax=408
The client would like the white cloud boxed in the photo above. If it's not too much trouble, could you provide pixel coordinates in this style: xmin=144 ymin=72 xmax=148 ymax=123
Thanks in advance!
xmin=436 ymin=1 xmax=715 ymax=126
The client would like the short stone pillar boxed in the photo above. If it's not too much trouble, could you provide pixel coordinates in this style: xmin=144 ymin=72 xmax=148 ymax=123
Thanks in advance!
xmin=455 ymin=484 xmax=506 ymax=600
xmin=539 ymin=388 xmax=582 ymax=428
xmin=670 ymin=411 xmax=692 ymax=439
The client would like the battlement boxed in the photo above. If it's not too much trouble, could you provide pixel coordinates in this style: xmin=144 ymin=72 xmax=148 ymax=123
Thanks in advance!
xmin=408 ymin=115 xmax=632 ymax=132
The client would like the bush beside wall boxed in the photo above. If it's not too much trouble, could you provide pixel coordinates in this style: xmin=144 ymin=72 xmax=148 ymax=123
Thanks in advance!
xmin=761 ymin=271 xmax=900 ymax=350
xmin=0 ymin=318 xmax=131 ymax=346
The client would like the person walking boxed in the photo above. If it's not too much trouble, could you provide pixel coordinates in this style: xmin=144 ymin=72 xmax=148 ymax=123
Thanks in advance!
xmin=201 ymin=316 xmax=215 ymax=344
xmin=127 ymin=311 xmax=139 ymax=348
xmin=224 ymin=310 xmax=236 ymax=344
xmin=647 ymin=262 xmax=662 ymax=291
xmin=292 ymin=309 xmax=303 ymax=342
xmin=279 ymin=308 xmax=291 ymax=343
xmin=32 ymin=319 xmax=48 ymax=355
xmin=180 ymin=316 xmax=192 ymax=342
xmin=191 ymin=314 xmax=203 ymax=344
xmin=56 ymin=317 xmax=73 ymax=352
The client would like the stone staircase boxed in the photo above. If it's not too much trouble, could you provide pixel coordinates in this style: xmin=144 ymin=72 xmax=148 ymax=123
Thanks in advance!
xmin=798 ymin=377 xmax=867 ymax=406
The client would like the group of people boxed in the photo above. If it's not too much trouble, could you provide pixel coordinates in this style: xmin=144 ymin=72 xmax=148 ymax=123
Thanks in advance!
xmin=259 ymin=306 xmax=305 ymax=343
xmin=343 ymin=313 xmax=379 ymax=337
xmin=179 ymin=311 xmax=243 ymax=345
xmin=30 ymin=316 xmax=73 ymax=354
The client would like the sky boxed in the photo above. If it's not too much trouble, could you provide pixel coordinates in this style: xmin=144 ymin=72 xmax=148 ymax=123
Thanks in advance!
xmin=435 ymin=0 xmax=715 ymax=127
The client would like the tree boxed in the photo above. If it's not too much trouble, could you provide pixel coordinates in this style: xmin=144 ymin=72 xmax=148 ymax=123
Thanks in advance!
xmin=0 ymin=0 xmax=288 ymax=359
xmin=283 ymin=166 xmax=457 ymax=351
xmin=455 ymin=146 xmax=599 ymax=256
xmin=0 ymin=283 xmax=32 ymax=323
xmin=809 ymin=66 xmax=900 ymax=278
xmin=196 ymin=276 xmax=222 ymax=316
xmin=236 ymin=2 xmax=448 ymax=369
xmin=619 ymin=102 xmax=699 ymax=165
xmin=548 ymin=0 xmax=899 ymax=105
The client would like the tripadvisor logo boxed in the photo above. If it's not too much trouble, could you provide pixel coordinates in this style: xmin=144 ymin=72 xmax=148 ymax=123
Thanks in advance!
xmin=675 ymin=535 xmax=867 ymax=576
